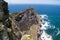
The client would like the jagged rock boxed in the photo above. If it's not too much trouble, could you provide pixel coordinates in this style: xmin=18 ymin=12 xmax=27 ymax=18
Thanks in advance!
xmin=0 ymin=22 xmax=9 ymax=40
xmin=0 ymin=0 xmax=9 ymax=22
xmin=0 ymin=0 xmax=41 ymax=40
xmin=11 ymin=8 xmax=39 ymax=40
xmin=14 ymin=8 xmax=38 ymax=31
xmin=4 ymin=18 xmax=12 ymax=28
xmin=0 ymin=0 xmax=12 ymax=40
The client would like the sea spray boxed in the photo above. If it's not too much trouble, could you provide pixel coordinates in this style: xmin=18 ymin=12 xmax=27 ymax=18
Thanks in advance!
xmin=38 ymin=14 xmax=54 ymax=40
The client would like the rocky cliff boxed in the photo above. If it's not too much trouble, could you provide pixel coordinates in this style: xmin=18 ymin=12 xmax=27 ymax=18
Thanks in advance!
xmin=10 ymin=8 xmax=40 ymax=40
xmin=0 ymin=0 xmax=42 ymax=40
xmin=0 ymin=0 xmax=11 ymax=40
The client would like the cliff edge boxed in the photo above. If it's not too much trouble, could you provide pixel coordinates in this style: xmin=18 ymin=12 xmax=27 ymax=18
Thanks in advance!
xmin=0 ymin=0 xmax=42 ymax=39
xmin=10 ymin=7 xmax=40 ymax=40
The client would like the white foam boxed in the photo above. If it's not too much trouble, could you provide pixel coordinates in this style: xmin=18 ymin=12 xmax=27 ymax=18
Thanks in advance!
xmin=41 ymin=31 xmax=53 ymax=40
xmin=39 ymin=14 xmax=53 ymax=40
xmin=41 ymin=22 xmax=49 ymax=30
xmin=40 ymin=15 xmax=48 ymax=19
xmin=39 ymin=15 xmax=50 ymax=30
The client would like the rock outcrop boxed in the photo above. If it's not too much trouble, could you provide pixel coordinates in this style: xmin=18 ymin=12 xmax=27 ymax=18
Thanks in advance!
xmin=0 ymin=0 xmax=42 ymax=40
xmin=14 ymin=8 xmax=38 ymax=31
xmin=0 ymin=0 xmax=11 ymax=40
xmin=11 ymin=8 xmax=39 ymax=40
xmin=0 ymin=0 xmax=9 ymax=22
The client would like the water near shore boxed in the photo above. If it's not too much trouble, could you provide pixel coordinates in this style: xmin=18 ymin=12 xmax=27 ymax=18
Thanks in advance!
xmin=8 ymin=4 xmax=60 ymax=40
xmin=39 ymin=15 xmax=54 ymax=40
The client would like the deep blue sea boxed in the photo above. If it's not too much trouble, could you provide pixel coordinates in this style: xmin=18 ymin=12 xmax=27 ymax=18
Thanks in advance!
xmin=8 ymin=4 xmax=60 ymax=40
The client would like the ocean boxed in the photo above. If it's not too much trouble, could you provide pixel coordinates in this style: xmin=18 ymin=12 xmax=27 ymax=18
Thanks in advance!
xmin=8 ymin=4 xmax=60 ymax=40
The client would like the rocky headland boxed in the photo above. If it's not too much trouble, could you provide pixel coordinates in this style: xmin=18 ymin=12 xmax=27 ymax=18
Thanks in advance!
xmin=0 ymin=0 xmax=43 ymax=40
xmin=10 ymin=7 xmax=42 ymax=40
xmin=0 ymin=7 xmax=43 ymax=40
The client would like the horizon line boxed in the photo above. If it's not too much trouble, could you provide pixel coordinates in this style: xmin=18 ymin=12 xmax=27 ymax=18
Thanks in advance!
xmin=8 ymin=4 xmax=60 ymax=5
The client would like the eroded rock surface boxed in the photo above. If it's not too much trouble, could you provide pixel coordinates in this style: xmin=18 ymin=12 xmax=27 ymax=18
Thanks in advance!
xmin=14 ymin=8 xmax=38 ymax=31
xmin=11 ymin=8 xmax=39 ymax=40
xmin=0 ymin=0 xmax=42 ymax=40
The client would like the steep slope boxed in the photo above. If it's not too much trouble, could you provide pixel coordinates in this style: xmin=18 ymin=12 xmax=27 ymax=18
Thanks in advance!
xmin=11 ymin=8 xmax=39 ymax=40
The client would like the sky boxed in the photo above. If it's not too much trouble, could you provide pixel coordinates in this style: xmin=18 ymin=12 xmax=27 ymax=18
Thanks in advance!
xmin=5 ymin=0 xmax=60 ymax=5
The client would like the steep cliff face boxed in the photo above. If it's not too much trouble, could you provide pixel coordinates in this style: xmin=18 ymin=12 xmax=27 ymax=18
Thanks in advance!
xmin=0 ymin=0 xmax=42 ymax=40
xmin=11 ymin=8 xmax=39 ymax=40
xmin=14 ymin=8 xmax=38 ymax=31
xmin=0 ymin=0 xmax=10 ymax=40
xmin=0 ymin=0 xmax=9 ymax=22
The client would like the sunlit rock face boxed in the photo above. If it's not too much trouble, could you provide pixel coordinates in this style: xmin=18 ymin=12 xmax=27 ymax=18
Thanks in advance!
xmin=14 ymin=8 xmax=38 ymax=31
xmin=11 ymin=8 xmax=39 ymax=40
xmin=0 ymin=0 xmax=42 ymax=40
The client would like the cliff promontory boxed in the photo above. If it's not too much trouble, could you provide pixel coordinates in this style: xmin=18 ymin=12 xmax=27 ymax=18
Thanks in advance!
xmin=0 ymin=0 xmax=42 ymax=40
xmin=10 ymin=8 xmax=40 ymax=40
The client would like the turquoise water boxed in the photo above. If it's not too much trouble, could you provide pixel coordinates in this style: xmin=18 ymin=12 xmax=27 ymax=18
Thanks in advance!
xmin=8 ymin=4 xmax=60 ymax=40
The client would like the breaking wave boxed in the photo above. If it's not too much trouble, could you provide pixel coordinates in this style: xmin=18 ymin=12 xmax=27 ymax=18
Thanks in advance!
xmin=39 ymin=14 xmax=56 ymax=40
